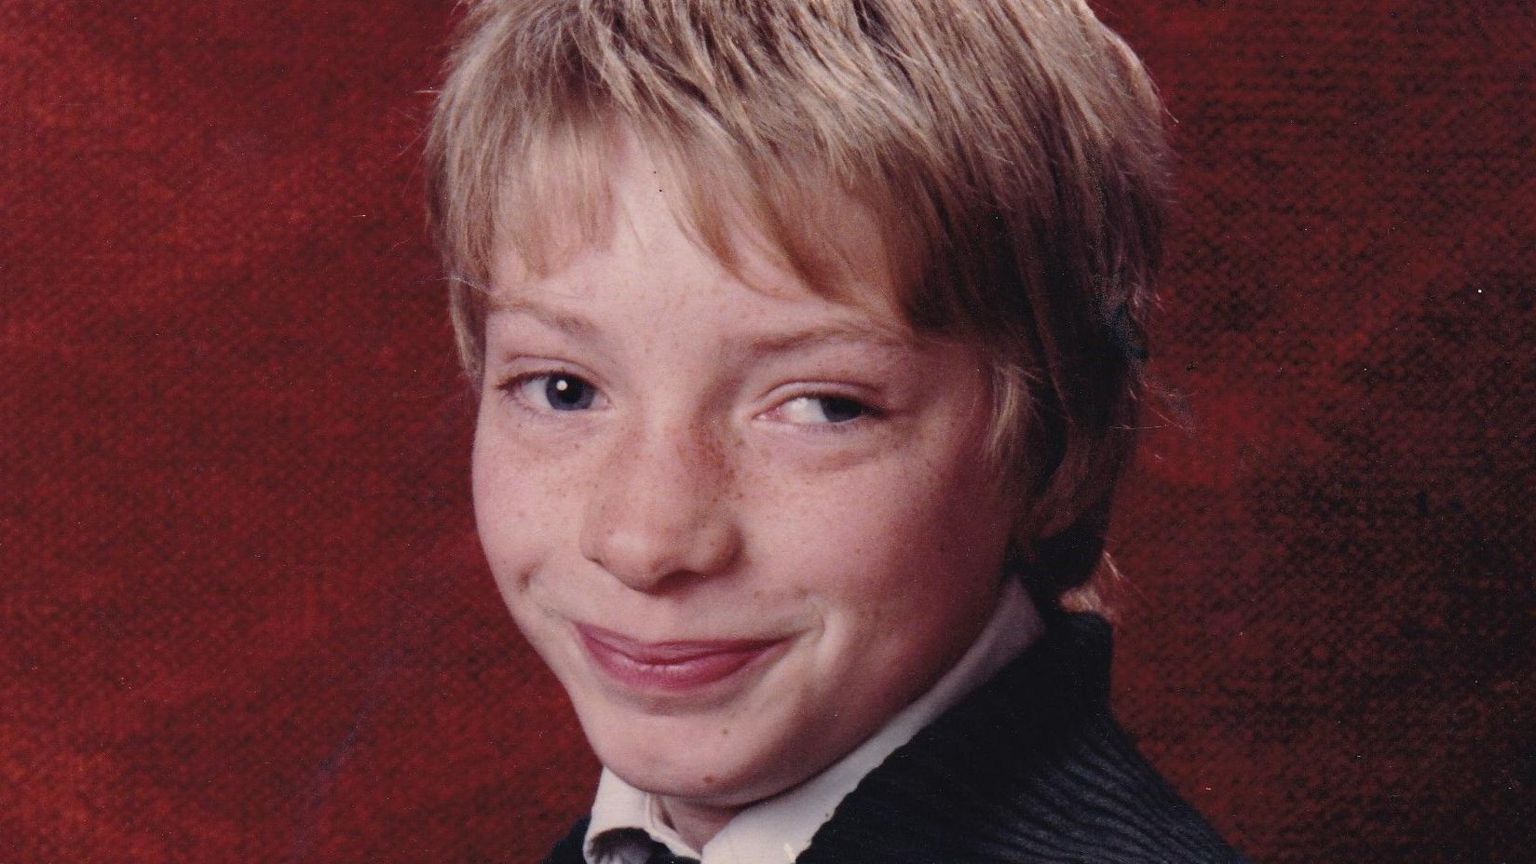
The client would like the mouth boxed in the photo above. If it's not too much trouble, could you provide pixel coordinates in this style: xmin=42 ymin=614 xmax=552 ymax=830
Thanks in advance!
xmin=575 ymin=623 xmax=787 ymax=695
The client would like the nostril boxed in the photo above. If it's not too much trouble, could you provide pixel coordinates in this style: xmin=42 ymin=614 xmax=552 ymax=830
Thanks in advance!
xmin=580 ymin=496 xmax=741 ymax=591
xmin=584 ymin=520 xmax=738 ymax=589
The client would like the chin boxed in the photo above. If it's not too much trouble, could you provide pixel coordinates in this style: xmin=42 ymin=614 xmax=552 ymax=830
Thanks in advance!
xmin=587 ymin=713 xmax=801 ymax=807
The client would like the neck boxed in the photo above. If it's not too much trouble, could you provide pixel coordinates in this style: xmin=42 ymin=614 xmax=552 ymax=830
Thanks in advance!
xmin=659 ymin=796 xmax=739 ymax=853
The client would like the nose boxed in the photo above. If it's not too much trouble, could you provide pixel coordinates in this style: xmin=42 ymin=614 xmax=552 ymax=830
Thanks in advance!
xmin=579 ymin=418 xmax=742 ymax=592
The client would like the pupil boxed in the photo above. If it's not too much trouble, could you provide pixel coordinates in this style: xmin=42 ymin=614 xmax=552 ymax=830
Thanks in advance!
xmin=821 ymin=397 xmax=864 ymax=423
xmin=546 ymin=376 xmax=592 ymax=410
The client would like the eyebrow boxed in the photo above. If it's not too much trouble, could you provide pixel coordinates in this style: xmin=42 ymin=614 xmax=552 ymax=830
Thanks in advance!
xmin=487 ymin=297 xmax=599 ymax=339
xmin=740 ymin=323 xmax=912 ymax=359
xmin=488 ymin=296 xmax=915 ymax=358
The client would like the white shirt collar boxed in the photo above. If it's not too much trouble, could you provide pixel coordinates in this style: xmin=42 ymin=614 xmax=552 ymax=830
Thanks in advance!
xmin=584 ymin=578 xmax=1043 ymax=864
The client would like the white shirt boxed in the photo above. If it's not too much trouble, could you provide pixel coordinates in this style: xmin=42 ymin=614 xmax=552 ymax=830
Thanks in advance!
xmin=583 ymin=578 xmax=1043 ymax=864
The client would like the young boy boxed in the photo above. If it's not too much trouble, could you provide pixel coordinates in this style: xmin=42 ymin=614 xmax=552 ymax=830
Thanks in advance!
xmin=426 ymin=1 xmax=1244 ymax=861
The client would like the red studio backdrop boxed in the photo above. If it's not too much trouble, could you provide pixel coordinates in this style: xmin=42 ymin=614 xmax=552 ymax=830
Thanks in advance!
xmin=2 ymin=2 xmax=1531 ymax=861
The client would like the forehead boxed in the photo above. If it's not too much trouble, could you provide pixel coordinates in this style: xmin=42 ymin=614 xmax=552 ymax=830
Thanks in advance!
xmin=488 ymin=127 xmax=914 ymax=325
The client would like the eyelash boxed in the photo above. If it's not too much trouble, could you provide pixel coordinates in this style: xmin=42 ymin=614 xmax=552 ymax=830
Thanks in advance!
xmin=767 ymin=392 xmax=881 ymax=431
xmin=496 ymin=370 xmax=604 ymax=414
xmin=493 ymin=370 xmax=882 ymax=431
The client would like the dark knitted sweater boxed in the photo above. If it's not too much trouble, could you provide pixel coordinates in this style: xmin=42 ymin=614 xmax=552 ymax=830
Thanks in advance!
xmin=542 ymin=612 xmax=1246 ymax=863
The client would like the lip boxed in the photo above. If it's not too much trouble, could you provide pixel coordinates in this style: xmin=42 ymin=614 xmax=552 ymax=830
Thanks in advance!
xmin=575 ymin=623 xmax=786 ymax=695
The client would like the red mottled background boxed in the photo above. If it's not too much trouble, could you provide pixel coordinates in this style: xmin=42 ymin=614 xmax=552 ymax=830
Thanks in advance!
xmin=2 ymin=2 xmax=1531 ymax=861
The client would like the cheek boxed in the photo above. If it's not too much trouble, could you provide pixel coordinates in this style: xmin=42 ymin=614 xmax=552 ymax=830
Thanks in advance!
xmin=758 ymin=450 xmax=1007 ymax=622
xmin=471 ymin=421 xmax=591 ymax=663
xmin=471 ymin=417 xmax=559 ymax=585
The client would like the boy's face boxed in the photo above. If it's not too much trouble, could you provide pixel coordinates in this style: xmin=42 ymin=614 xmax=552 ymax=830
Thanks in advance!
xmin=473 ymin=147 xmax=1014 ymax=813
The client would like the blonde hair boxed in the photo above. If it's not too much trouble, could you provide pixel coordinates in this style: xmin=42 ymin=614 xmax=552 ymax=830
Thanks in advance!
xmin=425 ymin=0 xmax=1171 ymax=606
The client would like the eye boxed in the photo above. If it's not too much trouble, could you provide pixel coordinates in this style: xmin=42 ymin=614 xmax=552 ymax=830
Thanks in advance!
xmin=505 ymin=373 xmax=600 ymax=412
xmin=774 ymin=394 xmax=872 ymax=426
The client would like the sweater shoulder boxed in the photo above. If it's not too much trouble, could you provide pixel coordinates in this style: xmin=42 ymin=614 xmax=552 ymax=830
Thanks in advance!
xmin=539 ymin=816 xmax=590 ymax=864
xmin=802 ymin=613 xmax=1246 ymax=864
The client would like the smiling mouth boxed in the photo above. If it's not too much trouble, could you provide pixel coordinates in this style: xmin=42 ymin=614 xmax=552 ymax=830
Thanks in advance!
xmin=575 ymin=624 xmax=785 ymax=694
